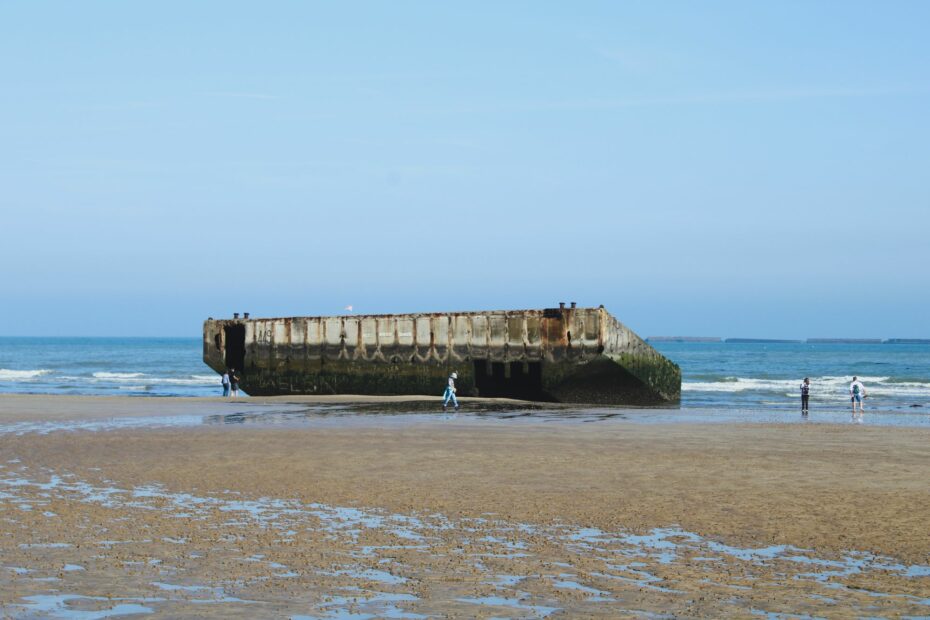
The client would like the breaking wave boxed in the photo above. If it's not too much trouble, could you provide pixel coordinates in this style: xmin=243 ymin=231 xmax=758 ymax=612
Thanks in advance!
xmin=90 ymin=373 xmax=217 ymax=386
xmin=0 ymin=369 xmax=53 ymax=381
xmin=683 ymin=375 xmax=930 ymax=398
xmin=92 ymin=372 xmax=146 ymax=380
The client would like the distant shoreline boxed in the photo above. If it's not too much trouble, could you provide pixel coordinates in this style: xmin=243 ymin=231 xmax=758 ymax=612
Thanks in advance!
xmin=647 ymin=337 xmax=930 ymax=344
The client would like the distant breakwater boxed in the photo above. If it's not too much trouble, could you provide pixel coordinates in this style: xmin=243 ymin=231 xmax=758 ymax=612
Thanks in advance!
xmin=647 ymin=337 xmax=930 ymax=345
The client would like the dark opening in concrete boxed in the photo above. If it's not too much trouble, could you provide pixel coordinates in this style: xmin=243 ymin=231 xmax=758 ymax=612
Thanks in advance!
xmin=473 ymin=359 xmax=545 ymax=401
xmin=224 ymin=324 xmax=246 ymax=371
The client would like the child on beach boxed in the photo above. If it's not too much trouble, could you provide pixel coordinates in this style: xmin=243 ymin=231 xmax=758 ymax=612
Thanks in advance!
xmin=442 ymin=371 xmax=459 ymax=411
xmin=800 ymin=377 xmax=810 ymax=416
xmin=849 ymin=376 xmax=866 ymax=416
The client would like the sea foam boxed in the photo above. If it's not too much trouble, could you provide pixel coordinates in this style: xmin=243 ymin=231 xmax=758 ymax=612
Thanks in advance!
xmin=683 ymin=375 xmax=930 ymax=398
xmin=0 ymin=369 xmax=53 ymax=381
xmin=92 ymin=372 xmax=146 ymax=380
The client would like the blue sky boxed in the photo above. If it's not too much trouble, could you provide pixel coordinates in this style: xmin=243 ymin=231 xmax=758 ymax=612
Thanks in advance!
xmin=2 ymin=2 xmax=928 ymax=338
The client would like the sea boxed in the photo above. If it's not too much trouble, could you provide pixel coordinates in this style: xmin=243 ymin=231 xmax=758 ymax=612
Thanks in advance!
xmin=0 ymin=337 xmax=928 ymax=412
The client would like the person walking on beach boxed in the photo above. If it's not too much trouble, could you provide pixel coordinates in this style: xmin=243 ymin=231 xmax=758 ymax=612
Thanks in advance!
xmin=230 ymin=368 xmax=240 ymax=398
xmin=442 ymin=371 xmax=459 ymax=411
xmin=800 ymin=377 xmax=810 ymax=416
xmin=850 ymin=376 xmax=866 ymax=416
xmin=221 ymin=370 xmax=231 ymax=397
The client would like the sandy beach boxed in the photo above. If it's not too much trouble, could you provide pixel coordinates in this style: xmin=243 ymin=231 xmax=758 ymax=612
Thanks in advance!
xmin=1 ymin=394 xmax=929 ymax=618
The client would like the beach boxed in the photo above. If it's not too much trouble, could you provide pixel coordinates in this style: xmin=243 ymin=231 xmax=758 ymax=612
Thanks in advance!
xmin=1 ymin=395 xmax=928 ymax=618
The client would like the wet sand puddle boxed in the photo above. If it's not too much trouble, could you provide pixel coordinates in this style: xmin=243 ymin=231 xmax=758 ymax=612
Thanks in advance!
xmin=0 ymin=403 xmax=315 ymax=437
xmin=2 ymin=460 xmax=929 ymax=618
xmin=234 ymin=401 xmax=930 ymax=427
xmin=2 ymin=401 xmax=930 ymax=440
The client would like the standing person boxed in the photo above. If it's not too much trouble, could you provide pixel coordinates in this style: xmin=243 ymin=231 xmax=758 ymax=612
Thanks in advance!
xmin=849 ymin=376 xmax=866 ymax=416
xmin=800 ymin=377 xmax=810 ymax=416
xmin=442 ymin=371 xmax=459 ymax=411
xmin=221 ymin=370 xmax=230 ymax=397
xmin=230 ymin=368 xmax=240 ymax=398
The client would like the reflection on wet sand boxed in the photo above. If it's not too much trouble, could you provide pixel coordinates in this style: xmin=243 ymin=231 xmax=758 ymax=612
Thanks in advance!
xmin=1 ymin=396 xmax=929 ymax=437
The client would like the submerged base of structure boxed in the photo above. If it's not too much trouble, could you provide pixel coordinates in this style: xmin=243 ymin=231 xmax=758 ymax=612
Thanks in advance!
xmin=204 ymin=306 xmax=681 ymax=406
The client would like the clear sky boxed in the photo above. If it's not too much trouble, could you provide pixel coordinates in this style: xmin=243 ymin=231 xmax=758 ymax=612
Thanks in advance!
xmin=2 ymin=2 xmax=928 ymax=338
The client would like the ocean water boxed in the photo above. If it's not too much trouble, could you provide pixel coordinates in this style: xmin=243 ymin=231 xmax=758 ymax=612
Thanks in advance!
xmin=0 ymin=338 xmax=928 ymax=411
xmin=0 ymin=338 xmax=216 ymax=397
xmin=651 ymin=341 xmax=930 ymax=412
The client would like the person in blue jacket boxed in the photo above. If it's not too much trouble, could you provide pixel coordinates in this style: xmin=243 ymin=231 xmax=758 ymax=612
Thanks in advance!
xmin=442 ymin=371 xmax=459 ymax=411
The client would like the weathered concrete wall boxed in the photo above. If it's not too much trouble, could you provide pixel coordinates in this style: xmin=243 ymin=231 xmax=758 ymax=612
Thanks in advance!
xmin=203 ymin=306 xmax=681 ymax=405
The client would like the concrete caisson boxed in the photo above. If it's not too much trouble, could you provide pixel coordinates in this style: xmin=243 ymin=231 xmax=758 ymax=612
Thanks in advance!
xmin=203 ymin=305 xmax=681 ymax=405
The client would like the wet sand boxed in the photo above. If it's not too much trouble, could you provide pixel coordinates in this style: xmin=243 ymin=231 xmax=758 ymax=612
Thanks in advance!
xmin=1 ymin=395 xmax=929 ymax=618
